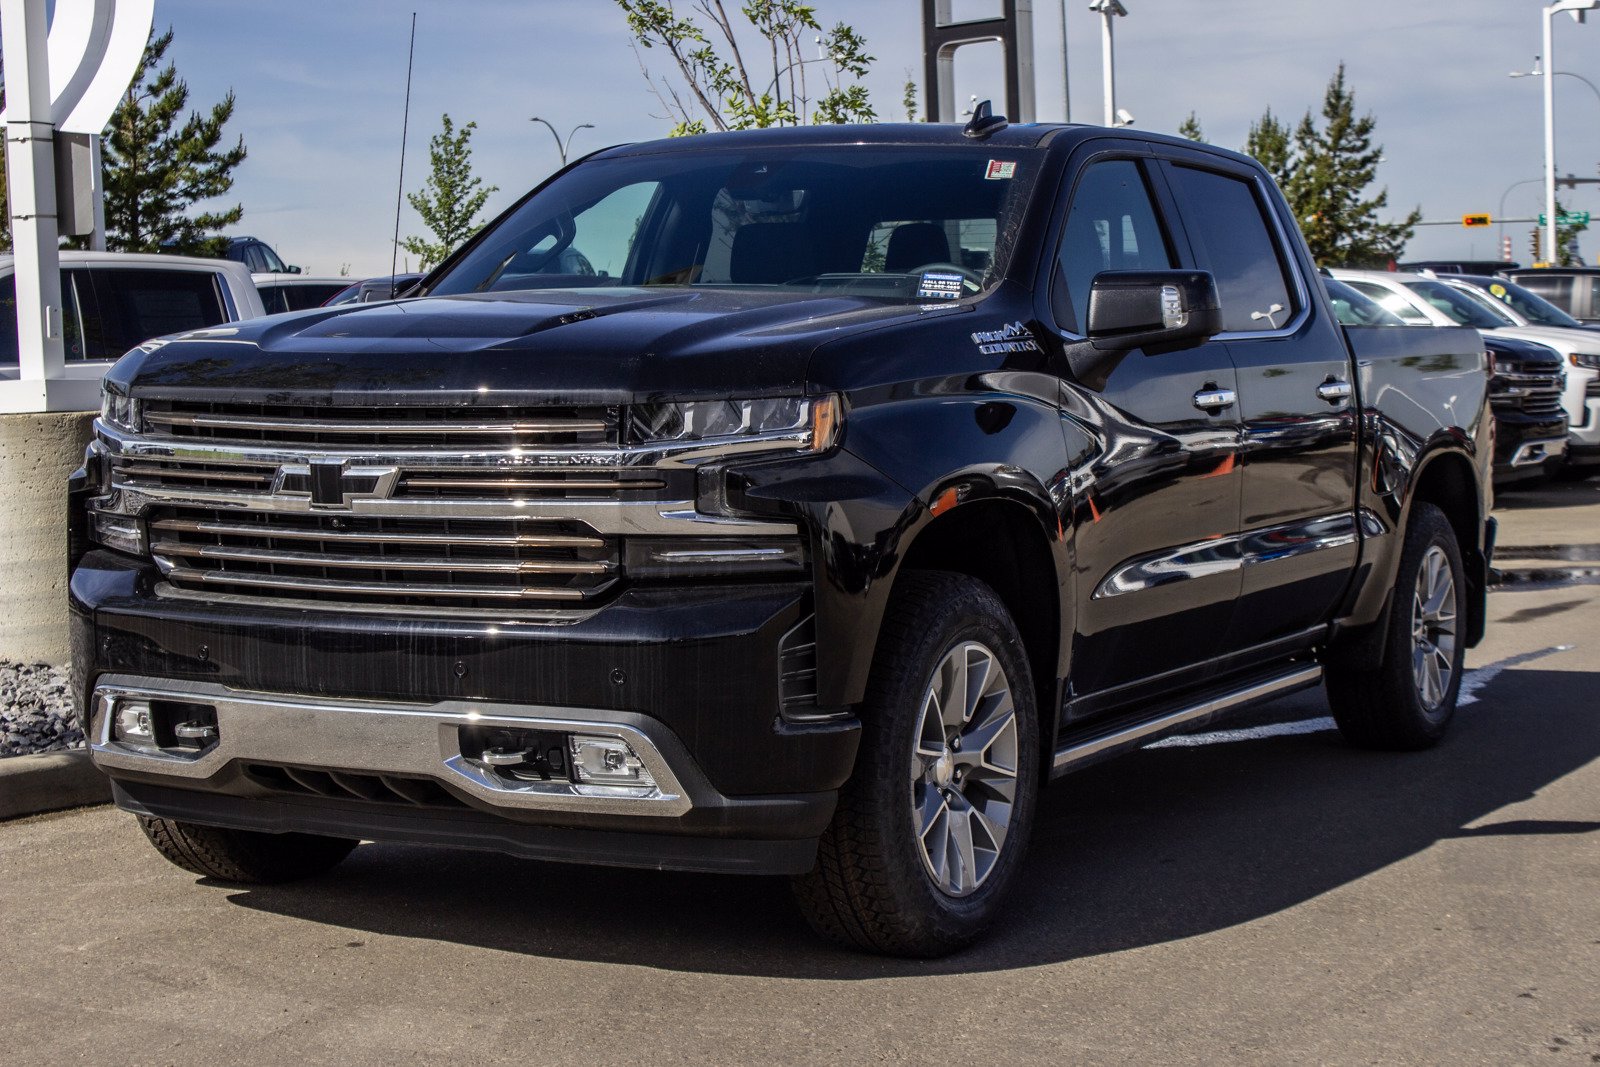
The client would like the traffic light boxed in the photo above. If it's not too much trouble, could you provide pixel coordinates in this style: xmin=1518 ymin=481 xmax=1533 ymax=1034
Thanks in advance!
xmin=1532 ymin=227 xmax=1543 ymax=261
xmin=1462 ymin=214 xmax=1491 ymax=227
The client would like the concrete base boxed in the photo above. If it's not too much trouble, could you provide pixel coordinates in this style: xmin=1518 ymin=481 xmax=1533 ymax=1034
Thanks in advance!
xmin=0 ymin=749 xmax=109 ymax=820
xmin=0 ymin=409 xmax=94 ymax=665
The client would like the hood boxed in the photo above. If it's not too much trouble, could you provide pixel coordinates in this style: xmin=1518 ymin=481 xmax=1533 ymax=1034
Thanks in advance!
xmin=1487 ymin=324 xmax=1600 ymax=356
xmin=107 ymin=287 xmax=944 ymax=406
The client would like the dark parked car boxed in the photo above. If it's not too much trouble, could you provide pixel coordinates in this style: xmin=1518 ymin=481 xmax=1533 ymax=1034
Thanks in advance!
xmin=322 ymin=273 xmax=425 ymax=306
xmin=224 ymin=236 xmax=298 ymax=276
xmin=73 ymin=118 xmax=1493 ymax=956
xmin=1483 ymin=335 xmax=1568 ymax=485
xmin=1502 ymin=266 xmax=1600 ymax=324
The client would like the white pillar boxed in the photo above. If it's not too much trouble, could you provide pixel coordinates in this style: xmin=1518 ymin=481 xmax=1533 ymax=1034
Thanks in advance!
xmin=1 ymin=0 xmax=66 ymax=386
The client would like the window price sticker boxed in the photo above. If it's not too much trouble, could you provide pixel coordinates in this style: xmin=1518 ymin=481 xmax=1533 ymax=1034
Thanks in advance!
xmin=985 ymin=160 xmax=1017 ymax=180
xmin=917 ymin=271 xmax=965 ymax=300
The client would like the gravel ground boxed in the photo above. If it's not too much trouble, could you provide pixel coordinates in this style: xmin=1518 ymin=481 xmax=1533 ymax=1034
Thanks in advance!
xmin=0 ymin=661 xmax=81 ymax=758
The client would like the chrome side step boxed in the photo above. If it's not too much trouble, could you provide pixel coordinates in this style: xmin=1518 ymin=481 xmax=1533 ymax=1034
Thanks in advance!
xmin=1052 ymin=663 xmax=1323 ymax=774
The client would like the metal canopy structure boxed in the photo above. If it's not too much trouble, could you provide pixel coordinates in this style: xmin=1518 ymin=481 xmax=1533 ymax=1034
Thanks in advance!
xmin=921 ymin=0 xmax=1037 ymax=124
xmin=0 ymin=0 xmax=154 ymax=413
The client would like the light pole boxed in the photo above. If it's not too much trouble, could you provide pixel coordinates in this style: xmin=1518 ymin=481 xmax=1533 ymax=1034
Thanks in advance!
xmin=1087 ymin=0 xmax=1126 ymax=128
xmin=1498 ymin=176 xmax=1543 ymax=247
xmin=1511 ymin=57 xmax=1600 ymax=110
xmin=1538 ymin=1 xmax=1599 ymax=264
xmin=529 ymin=117 xmax=593 ymax=166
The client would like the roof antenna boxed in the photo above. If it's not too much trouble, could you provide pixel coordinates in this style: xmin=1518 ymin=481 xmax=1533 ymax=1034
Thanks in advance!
xmin=963 ymin=99 xmax=1009 ymax=140
xmin=390 ymin=12 xmax=418 ymax=300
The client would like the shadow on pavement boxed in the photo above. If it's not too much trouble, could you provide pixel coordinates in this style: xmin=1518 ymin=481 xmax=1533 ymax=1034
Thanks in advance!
xmin=1492 ymin=483 xmax=1600 ymax=510
xmin=222 ymin=667 xmax=1600 ymax=979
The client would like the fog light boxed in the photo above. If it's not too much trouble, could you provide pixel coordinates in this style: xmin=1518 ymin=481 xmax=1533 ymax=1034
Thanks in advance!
xmin=569 ymin=735 xmax=656 ymax=792
xmin=114 ymin=701 xmax=155 ymax=743
xmin=88 ymin=510 xmax=142 ymax=556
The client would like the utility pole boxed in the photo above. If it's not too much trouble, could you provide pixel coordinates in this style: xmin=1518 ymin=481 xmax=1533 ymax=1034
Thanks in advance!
xmin=529 ymin=117 xmax=594 ymax=166
xmin=1088 ymin=0 xmax=1126 ymax=127
xmin=1058 ymin=0 xmax=1071 ymax=122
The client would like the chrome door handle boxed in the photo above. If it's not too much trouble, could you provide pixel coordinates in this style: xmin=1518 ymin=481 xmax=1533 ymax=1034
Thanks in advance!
xmin=1193 ymin=387 xmax=1236 ymax=411
xmin=1316 ymin=379 xmax=1352 ymax=404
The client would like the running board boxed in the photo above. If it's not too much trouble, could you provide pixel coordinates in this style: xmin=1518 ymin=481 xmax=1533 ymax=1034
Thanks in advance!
xmin=1051 ymin=664 xmax=1323 ymax=775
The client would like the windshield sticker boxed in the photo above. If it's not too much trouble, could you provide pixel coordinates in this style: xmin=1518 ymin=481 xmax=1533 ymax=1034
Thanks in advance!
xmin=1490 ymin=283 xmax=1508 ymax=297
xmin=971 ymin=321 xmax=1041 ymax=356
xmin=985 ymin=160 xmax=1017 ymax=180
xmin=917 ymin=271 xmax=965 ymax=301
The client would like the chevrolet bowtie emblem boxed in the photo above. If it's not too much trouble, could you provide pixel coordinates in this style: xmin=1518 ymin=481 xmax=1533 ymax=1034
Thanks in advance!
xmin=273 ymin=460 xmax=400 ymax=509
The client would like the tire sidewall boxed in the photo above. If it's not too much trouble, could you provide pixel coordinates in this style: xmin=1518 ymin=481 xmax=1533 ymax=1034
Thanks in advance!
xmin=857 ymin=574 xmax=1041 ymax=944
xmin=1386 ymin=504 xmax=1467 ymax=739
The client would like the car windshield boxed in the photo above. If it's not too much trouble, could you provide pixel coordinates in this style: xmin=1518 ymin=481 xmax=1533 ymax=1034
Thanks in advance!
xmin=1400 ymin=279 xmax=1515 ymax=329
xmin=1463 ymin=277 xmax=1582 ymax=327
xmin=1324 ymin=278 xmax=1406 ymax=326
xmin=427 ymin=145 xmax=1047 ymax=303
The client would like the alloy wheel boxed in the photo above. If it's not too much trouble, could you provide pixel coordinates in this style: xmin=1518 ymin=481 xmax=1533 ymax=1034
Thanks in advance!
xmin=910 ymin=641 xmax=1020 ymax=897
xmin=1410 ymin=544 xmax=1458 ymax=712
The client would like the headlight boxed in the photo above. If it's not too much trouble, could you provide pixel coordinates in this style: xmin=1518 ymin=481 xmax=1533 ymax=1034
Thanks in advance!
xmin=629 ymin=395 xmax=840 ymax=453
xmin=1569 ymin=352 xmax=1600 ymax=371
xmin=100 ymin=388 xmax=142 ymax=433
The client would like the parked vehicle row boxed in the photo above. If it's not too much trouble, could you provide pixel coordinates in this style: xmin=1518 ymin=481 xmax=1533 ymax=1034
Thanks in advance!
xmin=1332 ymin=268 xmax=1600 ymax=483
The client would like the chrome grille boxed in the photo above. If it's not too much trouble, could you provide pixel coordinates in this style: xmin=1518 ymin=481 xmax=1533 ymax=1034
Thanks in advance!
xmin=141 ymin=400 xmax=619 ymax=449
xmin=1491 ymin=370 xmax=1565 ymax=417
xmin=149 ymin=509 xmax=618 ymax=606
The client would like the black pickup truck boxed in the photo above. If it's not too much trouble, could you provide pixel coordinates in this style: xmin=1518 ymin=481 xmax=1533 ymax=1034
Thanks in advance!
xmin=71 ymin=116 xmax=1492 ymax=957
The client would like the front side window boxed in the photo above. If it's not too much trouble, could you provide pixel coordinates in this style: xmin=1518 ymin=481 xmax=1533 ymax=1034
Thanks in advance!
xmin=428 ymin=146 xmax=1046 ymax=303
xmin=1051 ymin=160 xmax=1174 ymax=333
xmin=1401 ymin=279 xmax=1514 ymax=329
xmin=1167 ymin=164 xmax=1297 ymax=332
xmin=1345 ymin=280 xmax=1431 ymax=325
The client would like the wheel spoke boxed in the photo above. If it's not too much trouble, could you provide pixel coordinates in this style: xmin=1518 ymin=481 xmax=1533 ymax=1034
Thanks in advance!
xmin=943 ymin=651 xmax=969 ymax=732
xmin=916 ymin=785 xmax=948 ymax=840
xmin=947 ymin=805 xmax=978 ymax=895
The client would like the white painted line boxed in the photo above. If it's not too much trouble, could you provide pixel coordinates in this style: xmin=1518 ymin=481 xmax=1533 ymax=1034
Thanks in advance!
xmin=1144 ymin=645 xmax=1576 ymax=749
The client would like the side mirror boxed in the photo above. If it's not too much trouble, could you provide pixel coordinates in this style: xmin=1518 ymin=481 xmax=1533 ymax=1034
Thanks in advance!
xmin=1085 ymin=270 xmax=1222 ymax=353
xmin=287 ymin=265 xmax=303 ymax=275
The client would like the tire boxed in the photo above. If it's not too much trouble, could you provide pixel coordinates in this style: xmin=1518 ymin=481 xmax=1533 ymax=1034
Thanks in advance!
xmin=1326 ymin=502 xmax=1466 ymax=751
xmin=136 ymin=816 xmax=358 ymax=884
xmin=792 ymin=571 xmax=1041 ymax=957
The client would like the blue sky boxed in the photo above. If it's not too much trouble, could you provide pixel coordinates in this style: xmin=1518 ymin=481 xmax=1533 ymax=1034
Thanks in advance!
xmin=151 ymin=0 xmax=1600 ymax=275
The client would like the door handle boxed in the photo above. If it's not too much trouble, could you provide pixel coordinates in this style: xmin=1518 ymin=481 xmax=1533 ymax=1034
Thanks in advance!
xmin=1193 ymin=387 xmax=1236 ymax=412
xmin=1316 ymin=379 xmax=1353 ymax=404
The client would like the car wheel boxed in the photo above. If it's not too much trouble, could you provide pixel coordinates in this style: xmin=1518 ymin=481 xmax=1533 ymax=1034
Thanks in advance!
xmin=792 ymin=571 xmax=1040 ymax=957
xmin=1326 ymin=502 xmax=1465 ymax=750
xmin=137 ymin=816 xmax=358 ymax=884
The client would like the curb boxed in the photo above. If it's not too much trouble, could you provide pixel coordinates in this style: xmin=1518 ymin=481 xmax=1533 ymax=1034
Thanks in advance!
xmin=0 ymin=749 xmax=112 ymax=821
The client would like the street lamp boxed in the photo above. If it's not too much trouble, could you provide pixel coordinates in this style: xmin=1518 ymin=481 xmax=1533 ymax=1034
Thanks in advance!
xmin=1537 ymin=1 xmax=1598 ymax=265
xmin=1498 ymin=176 xmax=1544 ymax=247
xmin=1511 ymin=56 xmax=1600 ymax=110
xmin=529 ymin=117 xmax=593 ymax=166
xmin=1087 ymin=0 xmax=1127 ymax=128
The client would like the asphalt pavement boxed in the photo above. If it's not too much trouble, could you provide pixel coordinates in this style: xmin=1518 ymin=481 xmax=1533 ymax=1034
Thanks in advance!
xmin=3 ymin=482 xmax=1597 ymax=1065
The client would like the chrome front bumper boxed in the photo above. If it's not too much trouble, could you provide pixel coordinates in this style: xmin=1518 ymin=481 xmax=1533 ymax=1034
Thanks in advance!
xmin=89 ymin=676 xmax=692 ymax=817
xmin=1507 ymin=436 xmax=1568 ymax=467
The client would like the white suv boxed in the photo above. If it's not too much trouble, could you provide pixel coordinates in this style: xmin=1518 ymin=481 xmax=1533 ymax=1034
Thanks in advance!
xmin=1331 ymin=268 xmax=1600 ymax=477
xmin=0 ymin=251 xmax=265 ymax=376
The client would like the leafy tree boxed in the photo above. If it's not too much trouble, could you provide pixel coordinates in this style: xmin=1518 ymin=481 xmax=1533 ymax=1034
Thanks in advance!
xmin=1177 ymin=112 xmax=1204 ymax=142
xmin=1554 ymin=197 xmax=1587 ymax=265
xmin=100 ymin=29 xmax=246 ymax=255
xmin=1283 ymin=64 xmax=1418 ymax=267
xmin=1243 ymin=107 xmax=1292 ymax=189
xmin=618 ymin=1 xmax=876 ymax=133
xmin=401 ymin=114 xmax=497 ymax=271
xmin=903 ymin=76 xmax=918 ymax=123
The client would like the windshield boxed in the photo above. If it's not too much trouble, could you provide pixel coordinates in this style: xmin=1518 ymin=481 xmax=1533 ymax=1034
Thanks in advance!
xmin=427 ymin=145 xmax=1046 ymax=303
xmin=1324 ymin=278 xmax=1406 ymax=326
xmin=1400 ymin=279 xmax=1515 ymax=330
xmin=1462 ymin=277 xmax=1582 ymax=328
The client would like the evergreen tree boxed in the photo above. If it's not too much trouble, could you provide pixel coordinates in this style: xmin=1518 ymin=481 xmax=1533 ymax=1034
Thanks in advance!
xmin=402 ymin=114 xmax=497 ymax=271
xmin=1177 ymin=111 xmax=1204 ymax=142
xmin=1555 ymin=198 xmax=1588 ymax=266
xmin=1243 ymin=107 xmax=1293 ymax=190
xmin=1283 ymin=64 xmax=1418 ymax=267
xmin=0 ymin=64 xmax=9 ymax=252
xmin=101 ymin=30 xmax=246 ymax=255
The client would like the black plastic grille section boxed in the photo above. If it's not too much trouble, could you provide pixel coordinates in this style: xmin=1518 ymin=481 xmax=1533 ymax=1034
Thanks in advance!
xmin=141 ymin=400 xmax=620 ymax=450
xmin=244 ymin=763 xmax=466 ymax=807
xmin=149 ymin=508 xmax=619 ymax=607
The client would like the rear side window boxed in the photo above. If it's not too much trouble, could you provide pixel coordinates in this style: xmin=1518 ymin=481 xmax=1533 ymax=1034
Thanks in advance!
xmin=1166 ymin=165 xmax=1297 ymax=332
xmin=258 ymin=284 xmax=292 ymax=315
xmin=0 ymin=271 xmax=92 ymax=364
xmin=1052 ymin=160 xmax=1175 ymax=333
xmin=1513 ymin=274 xmax=1572 ymax=308
xmin=83 ymin=269 xmax=228 ymax=359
